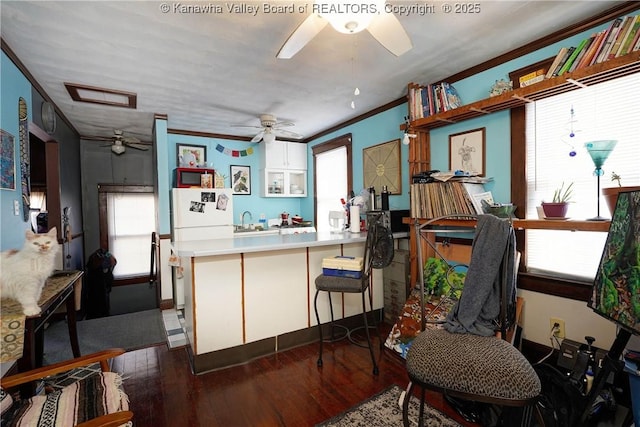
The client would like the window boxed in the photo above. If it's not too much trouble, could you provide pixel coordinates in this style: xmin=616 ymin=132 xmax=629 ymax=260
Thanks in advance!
xmin=525 ymin=73 xmax=640 ymax=279
xmin=98 ymin=185 xmax=155 ymax=280
xmin=313 ymin=135 xmax=352 ymax=233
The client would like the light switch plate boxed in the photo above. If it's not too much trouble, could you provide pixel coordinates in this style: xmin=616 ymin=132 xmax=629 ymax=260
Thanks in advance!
xmin=13 ymin=200 xmax=20 ymax=216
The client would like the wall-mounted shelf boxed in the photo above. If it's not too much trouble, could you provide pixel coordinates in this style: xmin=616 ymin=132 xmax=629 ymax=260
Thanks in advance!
xmin=402 ymin=51 xmax=640 ymax=132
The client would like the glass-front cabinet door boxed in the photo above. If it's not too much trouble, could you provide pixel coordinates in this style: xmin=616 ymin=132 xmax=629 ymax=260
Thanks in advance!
xmin=262 ymin=169 xmax=306 ymax=197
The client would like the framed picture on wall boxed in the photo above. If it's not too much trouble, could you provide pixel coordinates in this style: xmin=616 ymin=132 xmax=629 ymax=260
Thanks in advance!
xmin=449 ymin=128 xmax=486 ymax=176
xmin=1 ymin=129 xmax=16 ymax=190
xmin=363 ymin=139 xmax=402 ymax=194
xmin=176 ymin=144 xmax=207 ymax=167
xmin=230 ymin=165 xmax=251 ymax=195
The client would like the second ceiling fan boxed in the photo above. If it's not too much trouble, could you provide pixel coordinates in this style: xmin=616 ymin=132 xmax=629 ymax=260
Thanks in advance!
xmin=277 ymin=0 xmax=412 ymax=59
xmin=232 ymin=114 xmax=303 ymax=143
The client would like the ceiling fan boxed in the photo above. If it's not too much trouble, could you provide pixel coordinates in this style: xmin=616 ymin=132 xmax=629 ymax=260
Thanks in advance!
xmin=277 ymin=0 xmax=412 ymax=59
xmin=94 ymin=130 xmax=151 ymax=155
xmin=232 ymin=114 xmax=303 ymax=143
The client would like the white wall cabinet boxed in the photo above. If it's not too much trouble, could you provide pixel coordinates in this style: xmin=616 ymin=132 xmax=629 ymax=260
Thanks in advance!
xmin=260 ymin=141 xmax=307 ymax=197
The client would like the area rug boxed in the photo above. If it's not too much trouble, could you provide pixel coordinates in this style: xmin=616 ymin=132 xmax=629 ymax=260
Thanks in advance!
xmin=316 ymin=384 xmax=462 ymax=427
xmin=43 ymin=309 xmax=165 ymax=364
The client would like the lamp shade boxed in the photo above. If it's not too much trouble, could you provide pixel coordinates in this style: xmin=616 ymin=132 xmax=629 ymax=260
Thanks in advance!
xmin=262 ymin=131 xmax=276 ymax=144
xmin=111 ymin=144 xmax=125 ymax=155
xmin=317 ymin=0 xmax=384 ymax=34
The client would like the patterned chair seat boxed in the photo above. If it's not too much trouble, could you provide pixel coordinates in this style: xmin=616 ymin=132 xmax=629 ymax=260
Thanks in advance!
xmin=406 ymin=328 xmax=541 ymax=401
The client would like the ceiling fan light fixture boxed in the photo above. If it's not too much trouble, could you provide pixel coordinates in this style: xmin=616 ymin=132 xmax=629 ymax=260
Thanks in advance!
xmin=316 ymin=0 xmax=384 ymax=34
xmin=111 ymin=143 xmax=126 ymax=155
xmin=263 ymin=131 xmax=276 ymax=143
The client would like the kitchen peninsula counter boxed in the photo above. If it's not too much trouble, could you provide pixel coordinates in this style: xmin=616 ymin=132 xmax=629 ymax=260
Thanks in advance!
xmin=172 ymin=231 xmax=405 ymax=374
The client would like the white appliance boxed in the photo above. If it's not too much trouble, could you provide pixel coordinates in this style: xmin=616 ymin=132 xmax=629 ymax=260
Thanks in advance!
xmin=171 ymin=188 xmax=234 ymax=241
xmin=171 ymin=188 xmax=234 ymax=308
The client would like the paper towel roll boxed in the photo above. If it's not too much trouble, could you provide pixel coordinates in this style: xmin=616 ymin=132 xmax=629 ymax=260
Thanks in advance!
xmin=349 ymin=205 xmax=360 ymax=233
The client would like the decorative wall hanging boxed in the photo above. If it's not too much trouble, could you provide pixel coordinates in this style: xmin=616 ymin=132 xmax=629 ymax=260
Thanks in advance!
xmin=19 ymin=97 xmax=30 ymax=221
xmin=1 ymin=129 xmax=16 ymax=190
xmin=215 ymin=143 xmax=257 ymax=157
xmin=177 ymin=144 xmax=207 ymax=167
xmin=363 ymin=139 xmax=401 ymax=194
xmin=230 ymin=165 xmax=251 ymax=195
xmin=449 ymin=128 xmax=486 ymax=176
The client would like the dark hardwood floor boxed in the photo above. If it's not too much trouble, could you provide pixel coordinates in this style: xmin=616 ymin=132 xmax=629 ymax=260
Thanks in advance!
xmin=113 ymin=327 xmax=478 ymax=427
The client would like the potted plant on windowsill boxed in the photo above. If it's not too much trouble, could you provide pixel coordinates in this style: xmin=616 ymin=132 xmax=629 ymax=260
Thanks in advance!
xmin=602 ymin=172 xmax=640 ymax=215
xmin=541 ymin=182 xmax=573 ymax=218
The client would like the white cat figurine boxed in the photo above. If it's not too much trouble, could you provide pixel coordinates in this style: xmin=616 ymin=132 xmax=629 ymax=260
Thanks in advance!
xmin=0 ymin=227 xmax=59 ymax=316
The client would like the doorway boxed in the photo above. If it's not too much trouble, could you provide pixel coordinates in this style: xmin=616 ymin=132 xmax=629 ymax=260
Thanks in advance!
xmin=97 ymin=184 xmax=158 ymax=315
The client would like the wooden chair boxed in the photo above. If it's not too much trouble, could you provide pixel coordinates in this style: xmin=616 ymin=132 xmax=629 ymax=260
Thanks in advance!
xmin=1 ymin=348 xmax=133 ymax=427
xmin=402 ymin=214 xmax=542 ymax=427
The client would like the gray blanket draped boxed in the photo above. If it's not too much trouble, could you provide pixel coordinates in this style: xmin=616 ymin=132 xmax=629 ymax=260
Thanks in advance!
xmin=444 ymin=214 xmax=516 ymax=336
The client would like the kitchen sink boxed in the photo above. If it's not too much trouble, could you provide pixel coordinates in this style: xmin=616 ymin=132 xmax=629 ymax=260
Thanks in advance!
xmin=233 ymin=225 xmax=279 ymax=237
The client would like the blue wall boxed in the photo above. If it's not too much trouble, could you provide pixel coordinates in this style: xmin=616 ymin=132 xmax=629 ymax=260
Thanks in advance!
xmin=1 ymin=52 xmax=32 ymax=250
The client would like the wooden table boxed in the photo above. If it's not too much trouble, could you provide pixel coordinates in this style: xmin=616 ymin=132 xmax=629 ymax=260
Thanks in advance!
xmin=4 ymin=271 xmax=84 ymax=372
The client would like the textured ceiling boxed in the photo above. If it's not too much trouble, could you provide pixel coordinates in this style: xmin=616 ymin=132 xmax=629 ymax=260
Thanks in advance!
xmin=0 ymin=1 xmax=624 ymax=144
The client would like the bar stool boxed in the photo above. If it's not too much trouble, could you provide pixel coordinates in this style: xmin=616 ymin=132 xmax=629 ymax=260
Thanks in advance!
xmin=313 ymin=213 xmax=394 ymax=375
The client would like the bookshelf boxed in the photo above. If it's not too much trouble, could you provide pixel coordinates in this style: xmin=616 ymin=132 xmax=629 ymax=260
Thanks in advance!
xmin=402 ymin=51 xmax=640 ymax=132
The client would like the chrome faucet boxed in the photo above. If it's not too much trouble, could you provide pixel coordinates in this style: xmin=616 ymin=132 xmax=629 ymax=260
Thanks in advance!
xmin=241 ymin=210 xmax=253 ymax=228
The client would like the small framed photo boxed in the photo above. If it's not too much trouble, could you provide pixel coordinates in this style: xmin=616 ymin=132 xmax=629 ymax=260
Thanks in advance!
xmin=449 ymin=127 xmax=486 ymax=176
xmin=230 ymin=165 xmax=251 ymax=195
xmin=177 ymin=144 xmax=207 ymax=167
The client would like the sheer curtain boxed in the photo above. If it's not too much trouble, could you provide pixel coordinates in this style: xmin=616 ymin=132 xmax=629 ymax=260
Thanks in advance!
xmin=315 ymin=146 xmax=348 ymax=233
xmin=107 ymin=192 xmax=155 ymax=278
xmin=525 ymin=73 xmax=640 ymax=279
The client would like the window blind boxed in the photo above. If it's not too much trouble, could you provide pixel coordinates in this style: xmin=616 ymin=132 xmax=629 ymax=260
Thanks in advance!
xmin=107 ymin=192 xmax=155 ymax=278
xmin=525 ymin=73 xmax=640 ymax=279
xmin=315 ymin=146 xmax=348 ymax=233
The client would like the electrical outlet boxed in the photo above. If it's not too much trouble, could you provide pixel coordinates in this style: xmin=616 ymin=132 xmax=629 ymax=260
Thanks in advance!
xmin=550 ymin=317 xmax=565 ymax=339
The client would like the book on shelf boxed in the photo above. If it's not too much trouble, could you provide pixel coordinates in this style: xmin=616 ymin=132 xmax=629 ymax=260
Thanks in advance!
xmin=617 ymin=15 xmax=640 ymax=57
xmin=519 ymin=68 xmax=546 ymax=87
xmin=595 ymin=17 xmax=623 ymax=63
xmin=579 ymin=30 xmax=606 ymax=68
xmin=549 ymin=47 xmax=575 ymax=77
xmin=568 ymin=35 xmax=595 ymax=73
xmin=407 ymin=81 xmax=463 ymax=120
xmin=545 ymin=47 xmax=569 ymax=79
xmin=558 ymin=39 xmax=588 ymax=75
xmin=608 ymin=15 xmax=635 ymax=60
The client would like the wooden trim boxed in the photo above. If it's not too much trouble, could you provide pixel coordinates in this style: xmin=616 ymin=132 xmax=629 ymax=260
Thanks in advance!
xmin=159 ymin=299 xmax=174 ymax=310
xmin=64 ymin=82 xmax=137 ymax=109
xmin=1 ymin=40 xmax=80 ymax=138
xmin=518 ymin=273 xmax=592 ymax=301
xmin=305 ymin=98 xmax=405 ymax=143
xmin=444 ymin=2 xmax=640 ymax=84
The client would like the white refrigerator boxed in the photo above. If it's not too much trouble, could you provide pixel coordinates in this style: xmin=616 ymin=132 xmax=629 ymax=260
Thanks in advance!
xmin=171 ymin=188 xmax=234 ymax=241
xmin=171 ymin=188 xmax=234 ymax=308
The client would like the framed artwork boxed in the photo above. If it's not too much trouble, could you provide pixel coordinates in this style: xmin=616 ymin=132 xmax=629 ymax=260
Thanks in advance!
xmin=363 ymin=139 xmax=402 ymax=194
xmin=230 ymin=165 xmax=251 ymax=195
xmin=449 ymin=128 xmax=486 ymax=176
xmin=1 ymin=129 xmax=16 ymax=190
xmin=176 ymin=144 xmax=207 ymax=167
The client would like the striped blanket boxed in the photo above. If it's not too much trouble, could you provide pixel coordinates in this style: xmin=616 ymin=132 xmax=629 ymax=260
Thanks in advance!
xmin=1 ymin=372 xmax=130 ymax=427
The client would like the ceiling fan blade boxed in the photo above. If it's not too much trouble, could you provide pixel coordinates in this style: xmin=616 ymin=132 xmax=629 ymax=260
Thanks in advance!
xmin=277 ymin=14 xmax=328 ymax=59
xmin=273 ymin=121 xmax=295 ymax=128
xmin=251 ymin=131 xmax=265 ymax=143
xmin=126 ymin=142 xmax=150 ymax=150
xmin=231 ymin=124 xmax=264 ymax=129
xmin=275 ymin=129 xmax=304 ymax=139
xmin=366 ymin=13 xmax=412 ymax=56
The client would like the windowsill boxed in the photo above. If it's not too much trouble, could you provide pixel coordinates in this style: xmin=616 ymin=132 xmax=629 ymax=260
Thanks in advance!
xmin=518 ymin=271 xmax=592 ymax=301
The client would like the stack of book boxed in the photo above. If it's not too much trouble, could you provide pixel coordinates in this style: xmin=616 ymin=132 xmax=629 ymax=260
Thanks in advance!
xmin=545 ymin=13 xmax=640 ymax=79
xmin=410 ymin=181 xmax=486 ymax=218
xmin=321 ymin=256 xmax=363 ymax=279
xmin=407 ymin=81 xmax=463 ymax=121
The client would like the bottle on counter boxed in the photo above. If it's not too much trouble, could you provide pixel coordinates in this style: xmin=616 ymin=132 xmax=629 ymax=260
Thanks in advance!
xmin=381 ymin=185 xmax=390 ymax=211
xmin=368 ymin=186 xmax=377 ymax=211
